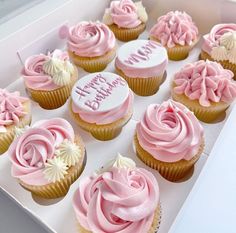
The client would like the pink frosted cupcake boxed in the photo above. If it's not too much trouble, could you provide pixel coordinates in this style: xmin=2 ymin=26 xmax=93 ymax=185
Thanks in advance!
xmin=70 ymin=72 xmax=133 ymax=140
xmin=73 ymin=154 xmax=161 ymax=233
xmin=200 ymin=24 xmax=236 ymax=78
xmin=22 ymin=49 xmax=78 ymax=109
xmin=67 ymin=21 xmax=116 ymax=72
xmin=115 ymin=39 xmax=168 ymax=96
xmin=150 ymin=11 xmax=199 ymax=60
xmin=9 ymin=118 xmax=85 ymax=199
xmin=0 ymin=89 xmax=31 ymax=155
xmin=134 ymin=100 xmax=204 ymax=181
xmin=103 ymin=0 xmax=148 ymax=41
xmin=172 ymin=60 xmax=236 ymax=122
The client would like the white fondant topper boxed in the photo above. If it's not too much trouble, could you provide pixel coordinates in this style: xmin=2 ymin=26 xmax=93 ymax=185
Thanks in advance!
xmin=117 ymin=39 xmax=167 ymax=68
xmin=71 ymin=72 xmax=129 ymax=112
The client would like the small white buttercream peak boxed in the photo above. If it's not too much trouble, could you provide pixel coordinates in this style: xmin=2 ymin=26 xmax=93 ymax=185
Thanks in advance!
xmin=98 ymin=153 xmax=136 ymax=173
xmin=135 ymin=1 xmax=148 ymax=23
xmin=43 ymin=157 xmax=68 ymax=183
xmin=55 ymin=139 xmax=82 ymax=166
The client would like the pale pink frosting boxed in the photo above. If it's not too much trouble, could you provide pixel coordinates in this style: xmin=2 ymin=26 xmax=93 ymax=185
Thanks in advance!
xmin=73 ymin=167 xmax=159 ymax=233
xmin=174 ymin=60 xmax=236 ymax=107
xmin=108 ymin=0 xmax=141 ymax=28
xmin=72 ymin=90 xmax=133 ymax=125
xmin=202 ymin=24 xmax=236 ymax=54
xmin=22 ymin=49 xmax=71 ymax=91
xmin=115 ymin=40 xmax=168 ymax=78
xmin=136 ymin=100 xmax=203 ymax=162
xmin=0 ymin=89 xmax=29 ymax=133
xmin=67 ymin=21 xmax=116 ymax=57
xmin=9 ymin=118 xmax=75 ymax=186
xmin=150 ymin=11 xmax=199 ymax=48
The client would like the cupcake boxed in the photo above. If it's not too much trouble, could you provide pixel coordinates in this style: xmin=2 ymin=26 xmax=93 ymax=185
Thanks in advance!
xmin=73 ymin=154 xmax=161 ymax=233
xmin=149 ymin=11 xmax=199 ymax=60
xmin=0 ymin=89 xmax=31 ymax=155
xmin=70 ymin=72 xmax=133 ymax=140
xmin=115 ymin=39 xmax=168 ymax=96
xmin=103 ymin=0 xmax=148 ymax=41
xmin=22 ymin=49 xmax=78 ymax=110
xmin=9 ymin=118 xmax=85 ymax=199
xmin=135 ymin=100 xmax=204 ymax=182
xmin=172 ymin=60 xmax=236 ymax=123
xmin=200 ymin=24 xmax=236 ymax=78
xmin=67 ymin=21 xmax=116 ymax=72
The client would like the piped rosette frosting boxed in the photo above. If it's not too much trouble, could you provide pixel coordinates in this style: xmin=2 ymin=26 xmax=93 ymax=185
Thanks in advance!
xmin=73 ymin=154 xmax=160 ymax=233
xmin=149 ymin=11 xmax=199 ymax=48
xmin=136 ymin=100 xmax=204 ymax=163
xmin=9 ymin=118 xmax=83 ymax=185
xmin=173 ymin=60 xmax=236 ymax=107
xmin=22 ymin=49 xmax=75 ymax=91
xmin=0 ymin=89 xmax=29 ymax=133
xmin=71 ymin=72 xmax=133 ymax=125
xmin=103 ymin=0 xmax=148 ymax=28
xmin=202 ymin=24 xmax=236 ymax=64
xmin=67 ymin=21 xmax=116 ymax=57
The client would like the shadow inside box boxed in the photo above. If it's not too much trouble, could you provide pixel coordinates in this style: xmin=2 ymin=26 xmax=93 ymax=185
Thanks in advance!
xmin=32 ymin=194 xmax=65 ymax=206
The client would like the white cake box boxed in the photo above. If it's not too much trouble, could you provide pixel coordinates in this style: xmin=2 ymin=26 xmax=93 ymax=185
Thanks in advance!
xmin=1 ymin=0 xmax=236 ymax=233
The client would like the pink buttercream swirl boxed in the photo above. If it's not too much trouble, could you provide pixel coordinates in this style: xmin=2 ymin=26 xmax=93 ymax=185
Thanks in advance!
xmin=9 ymin=118 xmax=75 ymax=186
xmin=136 ymin=100 xmax=203 ymax=163
xmin=109 ymin=0 xmax=141 ymax=28
xmin=73 ymin=167 xmax=159 ymax=233
xmin=72 ymin=90 xmax=133 ymax=125
xmin=67 ymin=21 xmax=116 ymax=57
xmin=0 ymin=89 xmax=28 ymax=133
xmin=22 ymin=50 xmax=70 ymax=91
xmin=202 ymin=24 xmax=236 ymax=54
xmin=150 ymin=11 xmax=198 ymax=48
xmin=174 ymin=60 xmax=236 ymax=107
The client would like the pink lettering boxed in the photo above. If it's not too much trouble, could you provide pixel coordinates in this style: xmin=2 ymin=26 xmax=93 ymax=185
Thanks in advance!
xmin=79 ymin=75 xmax=126 ymax=111
xmin=85 ymin=100 xmax=99 ymax=111
xmin=124 ymin=41 xmax=158 ymax=65
xmin=75 ymin=86 xmax=90 ymax=99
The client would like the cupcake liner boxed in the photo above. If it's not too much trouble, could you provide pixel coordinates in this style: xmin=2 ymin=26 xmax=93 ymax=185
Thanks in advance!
xmin=150 ymin=36 xmax=198 ymax=61
xmin=108 ymin=23 xmax=146 ymax=42
xmin=116 ymin=66 xmax=165 ymax=96
xmin=134 ymin=134 xmax=204 ymax=182
xmin=70 ymin=100 xmax=133 ymax=141
xmin=68 ymin=48 xmax=116 ymax=72
xmin=77 ymin=204 xmax=161 ymax=233
xmin=200 ymin=50 xmax=236 ymax=79
xmin=19 ymin=135 xmax=86 ymax=199
xmin=0 ymin=101 xmax=31 ymax=155
xmin=27 ymin=68 xmax=78 ymax=110
xmin=171 ymin=89 xmax=230 ymax=123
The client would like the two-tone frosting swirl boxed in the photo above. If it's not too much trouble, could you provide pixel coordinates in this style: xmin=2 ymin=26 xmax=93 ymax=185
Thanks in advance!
xmin=103 ymin=0 xmax=147 ymax=28
xmin=22 ymin=50 xmax=73 ymax=91
xmin=136 ymin=100 xmax=203 ymax=162
xmin=173 ymin=60 xmax=236 ymax=106
xmin=0 ymin=89 xmax=28 ymax=133
xmin=9 ymin=118 xmax=75 ymax=185
xmin=73 ymin=165 xmax=159 ymax=233
xmin=149 ymin=11 xmax=198 ymax=48
xmin=202 ymin=24 xmax=236 ymax=64
xmin=67 ymin=21 xmax=116 ymax=57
